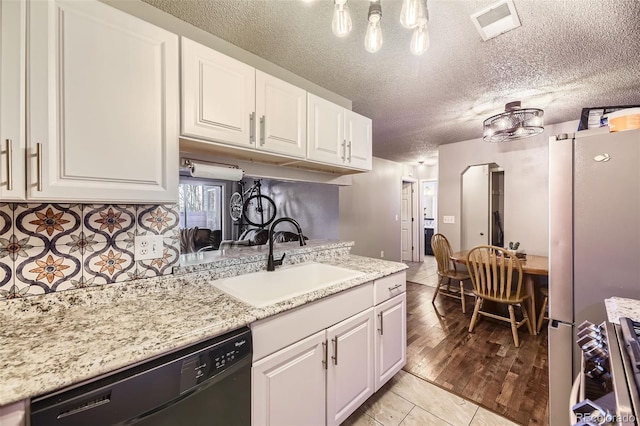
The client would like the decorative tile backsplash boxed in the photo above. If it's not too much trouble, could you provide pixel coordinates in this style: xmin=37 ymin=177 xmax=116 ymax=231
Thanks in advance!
xmin=0 ymin=203 xmax=180 ymax=300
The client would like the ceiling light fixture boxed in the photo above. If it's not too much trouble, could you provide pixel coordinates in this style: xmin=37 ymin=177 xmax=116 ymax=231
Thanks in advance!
xmin=332 ymin=0 xmax=352 ymax=37
xmin=482 ymin=101 xmax=544 ymax=142
xmin=331 ymin=0 xmax=430 ymax=55
xmin=364 ymin=1 xmax=383 ymax=53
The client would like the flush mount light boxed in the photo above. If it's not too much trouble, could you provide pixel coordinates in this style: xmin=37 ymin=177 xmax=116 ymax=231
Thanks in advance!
xmin=483 ymin=101 xmax=544 ymax=142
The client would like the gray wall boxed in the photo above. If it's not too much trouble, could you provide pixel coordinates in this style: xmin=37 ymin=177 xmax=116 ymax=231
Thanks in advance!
xmin=261 ymin=180 xmax=339 ymax=240
xmin=339 ymin=157 xmax=404 ymax=261
xmin=437 ymin=120 xmax=578 ymax=255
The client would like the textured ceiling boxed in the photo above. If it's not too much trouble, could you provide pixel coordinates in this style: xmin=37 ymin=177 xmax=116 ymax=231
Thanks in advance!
xmin=142 ymin=0 xmax=640 ymax=164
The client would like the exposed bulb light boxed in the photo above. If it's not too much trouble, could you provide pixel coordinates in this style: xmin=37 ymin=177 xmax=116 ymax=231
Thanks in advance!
xmin=332 ymin=0 xmax=352 ymax=37
xmin=364 ymin=1 xmax=383 ymax=53
xmin=400 ymin=0 xmax=425 ymax=29
xmin=410 ymin=18 xmax=429 ymax=55
xmin=482 ymin=101 xmax=544 ymax=142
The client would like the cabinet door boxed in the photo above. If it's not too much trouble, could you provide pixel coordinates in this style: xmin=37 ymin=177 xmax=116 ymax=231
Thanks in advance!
xmin=374 ymin=293 xmax=407 ymax=391
xmin=182 ymin=37 xmax=256 ymax=149
xmin=345 ymin=110 xmax=372 ymax=171
xmin=307 ymin=93 xmax=345 ymax=166
xmin=0 ymin=0 xmax=26 ymax=201
xmin=28 ymin=0 xmax=178 ymax=203
xmin=326 ymin=307 xmax=375 ymax=426
xmin=252 ymin=330 xmax=326 ymax=426
xmin=256 ymin=70 xmax=306 ymax=158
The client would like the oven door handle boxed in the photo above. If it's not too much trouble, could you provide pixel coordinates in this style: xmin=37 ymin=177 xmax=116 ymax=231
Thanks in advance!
xmin=569 ymin=373 xmax=581 ymax=424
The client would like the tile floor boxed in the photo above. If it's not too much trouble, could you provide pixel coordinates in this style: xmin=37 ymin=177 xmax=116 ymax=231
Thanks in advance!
xmin=341 ymin=257 xmax=518 ymax=426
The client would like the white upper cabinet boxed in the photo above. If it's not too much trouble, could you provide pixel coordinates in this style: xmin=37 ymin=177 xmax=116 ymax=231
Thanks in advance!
xmin=0 ymin=0 xmax=26 ymax=201
xmin=182 ymin=37 xmax=255 ymax=149
xmin=307 ymin=93 xmax=372 ymax=171
xmin=182 ymin=39 xmax=307 ymax=159
xmin=28 ymin=0 xmax=179 ymax=203
xmin=255 ymin=70 xmax=306 ymax=158
xmin=307 ymin=93 xmax=346 ymax=165
xmin=345 ymin=110 xmax=373 ymax=170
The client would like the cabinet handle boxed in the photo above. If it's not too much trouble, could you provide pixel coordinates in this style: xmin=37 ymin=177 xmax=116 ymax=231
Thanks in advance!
xmin=322 ymin=341 xmax=328 ymax=369
xmin=36 ymin=143 xmax=43 ymax=192
xmin=388 ymin=284 xmax=402 ymax=292
xmin=347 ymin=140 xmax=352 ymax=162
xmin=249 ymin=112 xmax=255 ymax=143
xmin=331 ymin=336 xmax=338 ymax=365
xmin=5 ymin=139 xmax=12 ymax=190
xmin=259 ymin=116 xmax=265 ymax=146
xmin=341 ymin=140 xmax=346 ymax=161
xmin=378 ymin=312 xmax=384 ymax=335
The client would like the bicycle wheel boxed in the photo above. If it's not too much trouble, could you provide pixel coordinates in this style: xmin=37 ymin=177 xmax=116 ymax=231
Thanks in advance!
xmin=243 ymin=195 xmax=277 ymax=228
xmin=229 ymin=192 xmax=243 ymax=221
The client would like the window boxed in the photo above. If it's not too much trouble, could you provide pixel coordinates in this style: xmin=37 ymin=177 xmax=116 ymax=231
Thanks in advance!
xmin=178 ymin=181 xmax=223 ymax=232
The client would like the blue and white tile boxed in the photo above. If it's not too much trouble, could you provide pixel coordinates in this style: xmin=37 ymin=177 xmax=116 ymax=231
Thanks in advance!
xmin=15 ymin=245 xmax=81 ymax=294
xmin=0 ymin=258 xmax=17 ymax=300
xmin=13 ymin=203 xmax=82 ymax=248
xmin=137 ymin=204 xmax=179 ymax=237
xmin=0 ymin=203 xmax=12 ymax=241
xmin=83 ymin=204 xmax=136 ymax=244
xmin=84 ymin=237 xmax=135 ymax=285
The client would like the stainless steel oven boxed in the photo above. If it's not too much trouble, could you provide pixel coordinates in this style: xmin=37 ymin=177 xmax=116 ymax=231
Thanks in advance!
xmin=570 ymin=320 xmax=638 ymax=425
xmin=30 ymin=327 xmax=252 ymax=426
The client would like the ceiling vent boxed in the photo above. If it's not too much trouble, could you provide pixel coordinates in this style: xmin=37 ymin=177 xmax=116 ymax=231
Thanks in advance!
xmin=470 ymin=0 xmax=521 ymax=41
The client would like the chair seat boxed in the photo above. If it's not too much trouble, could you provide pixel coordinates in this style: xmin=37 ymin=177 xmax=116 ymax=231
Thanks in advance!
xmin=439 ymin=271 xmax=470 ymax=281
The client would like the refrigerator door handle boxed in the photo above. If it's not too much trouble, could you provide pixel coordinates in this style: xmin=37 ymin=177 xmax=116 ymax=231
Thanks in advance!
xmin=569 ymin=373 xmax=581 ymax=424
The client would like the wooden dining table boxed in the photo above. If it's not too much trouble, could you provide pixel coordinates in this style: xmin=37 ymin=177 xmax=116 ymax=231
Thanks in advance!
xmin=449 ymin=250 xmax=549 ymax=335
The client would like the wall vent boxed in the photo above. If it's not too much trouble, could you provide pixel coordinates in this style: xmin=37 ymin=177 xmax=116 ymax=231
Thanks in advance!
xmin=470 ymin=0 xmax=521 ymax=41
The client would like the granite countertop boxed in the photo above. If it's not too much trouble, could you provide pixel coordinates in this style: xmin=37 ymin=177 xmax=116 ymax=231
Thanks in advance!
xmin=605 ymin=296 xmax=640 ymax=324
xmin=0 ymin=241 xmax=407 ymax=406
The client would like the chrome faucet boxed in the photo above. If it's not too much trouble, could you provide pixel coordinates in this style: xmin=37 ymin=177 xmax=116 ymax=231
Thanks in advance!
xmin=266 ymin=217 xmax=306 ymax=271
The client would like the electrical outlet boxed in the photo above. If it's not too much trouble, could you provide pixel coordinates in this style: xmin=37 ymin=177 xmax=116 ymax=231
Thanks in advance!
xmin=380 ymin=251 xmax=384 ymax=258
xmin=443 ymin=215 xmax=455 ymax=224
xmin=134 ymin=235 xmax=164 ymax=260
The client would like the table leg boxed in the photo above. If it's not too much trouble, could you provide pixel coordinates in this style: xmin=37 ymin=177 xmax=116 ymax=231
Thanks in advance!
xmin=525 ymin=275 xmax=537 ymax=335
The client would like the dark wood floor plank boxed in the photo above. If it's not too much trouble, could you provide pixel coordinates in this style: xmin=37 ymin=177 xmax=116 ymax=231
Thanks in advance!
xmin=405 ymin=281 xmax=549 ymax=426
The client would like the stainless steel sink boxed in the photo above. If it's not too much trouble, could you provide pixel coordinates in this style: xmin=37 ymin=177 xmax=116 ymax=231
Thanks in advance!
xmin=212 ymin=262 xmax=365 ymax=308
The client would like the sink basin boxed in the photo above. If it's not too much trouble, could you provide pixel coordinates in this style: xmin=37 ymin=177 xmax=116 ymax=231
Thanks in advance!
xmin=212 ymin=262 xmax=365 ymax=308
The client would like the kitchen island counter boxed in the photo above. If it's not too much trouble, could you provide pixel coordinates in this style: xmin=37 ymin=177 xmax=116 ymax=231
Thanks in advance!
xmin=0 ymin=241 xmax=406 ymax=406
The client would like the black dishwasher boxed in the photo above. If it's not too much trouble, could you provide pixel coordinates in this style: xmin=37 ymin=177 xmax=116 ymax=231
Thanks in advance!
xmin=31 ymin=327 xmax=252 ymax=426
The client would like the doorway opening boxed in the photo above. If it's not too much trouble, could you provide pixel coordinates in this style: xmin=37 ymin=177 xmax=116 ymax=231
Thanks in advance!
xmin=421 ymin=180 xmax=437 ymax=259
xmin=401 ymin=180 xmax=418 ymax=262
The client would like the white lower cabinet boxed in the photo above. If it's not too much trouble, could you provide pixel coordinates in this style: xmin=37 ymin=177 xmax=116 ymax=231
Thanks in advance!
xmin=326 ymin=308 xmax=375 ymax=426
xmin=374 ymin=293 xmax=407 ymax=391
xmin=252 ymin=330 xmax=327 ymax=426
xmin=251 ymin=273 xmax=406 ymax=426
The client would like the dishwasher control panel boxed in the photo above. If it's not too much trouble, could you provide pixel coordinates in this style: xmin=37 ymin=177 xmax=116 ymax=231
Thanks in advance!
xmin=179 ymin=330 xmax=252 ymax=393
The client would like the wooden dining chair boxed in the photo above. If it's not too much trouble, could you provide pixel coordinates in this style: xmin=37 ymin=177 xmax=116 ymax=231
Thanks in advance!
xmin=466 ymin=245 xmax=533 ymax=347
xmin=430 ymin=233 xmax=471 ymax=313
xmin=537 ymin=287 xmax=549 ymax=333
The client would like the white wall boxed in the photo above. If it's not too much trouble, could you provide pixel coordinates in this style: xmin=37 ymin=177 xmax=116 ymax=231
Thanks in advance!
xmin=437 ymin=120 xmax=578 ymax=255
xmin=339 ymin=157 xmax=404 ymax=261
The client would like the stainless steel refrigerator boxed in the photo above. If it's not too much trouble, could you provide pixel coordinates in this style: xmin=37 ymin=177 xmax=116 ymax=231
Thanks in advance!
xmin=548 ymin=127 xmax=640 ymax=425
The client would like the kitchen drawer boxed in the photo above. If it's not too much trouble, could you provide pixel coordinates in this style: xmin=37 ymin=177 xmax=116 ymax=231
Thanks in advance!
xmin=251 ymin=282 xmax=373 ymax=361
xmin=373 ymin=272 xmax=406 ymax=305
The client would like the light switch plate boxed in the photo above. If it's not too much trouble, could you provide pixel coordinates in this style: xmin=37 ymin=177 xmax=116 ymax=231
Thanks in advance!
xmin=134 ymin=235 xmax=164 ymax=260
xmin=443 ymin=215 xmax=455 ymax=224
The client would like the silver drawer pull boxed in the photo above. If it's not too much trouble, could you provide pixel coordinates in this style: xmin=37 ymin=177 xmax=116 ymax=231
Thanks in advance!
xmin=249 ymin=112 xmax=255 ymax=143
xmin=259 ymin=116 xmax=265 ymax=145
xmin=347 ymin=140 xmax=352 ymax=161
xmin=331 ymin=336 xmax=338 ymax=365
xmin=378 ymin=312 xmax=384 ymax=335
xmin=5 ymin=139 xmax=12 ymax=190
xmin=36 ymin=143 xmax=43 ymax=191
xmin=388 ymin=284 xmax=402 ymax=292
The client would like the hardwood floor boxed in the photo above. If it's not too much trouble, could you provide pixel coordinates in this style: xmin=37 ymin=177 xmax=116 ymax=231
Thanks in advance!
xmin=404 ymin=281 xmax=549 ymax=426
